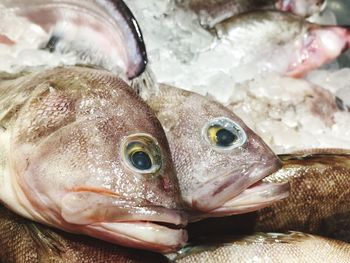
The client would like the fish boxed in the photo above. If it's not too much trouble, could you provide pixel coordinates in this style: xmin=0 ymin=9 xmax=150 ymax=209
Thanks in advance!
xmin=170 ymin=232 xmax=350 ymax=263
xmin=177 ymin=0 xmax=325 ymax=28
xmin=147 ymin=84 xmax=288 ymax=220
xmin=188 ymin=151 xmax=350 ymax=243
xmin=215 ymin=10 xmax=350 ymax=78
xmin=0 ymin=66 xmax=187 ymax=253
xmin=0 ymin=0 xmax=147 ymax=79
xmin=0 ymin=204 xmax=169 ymax=263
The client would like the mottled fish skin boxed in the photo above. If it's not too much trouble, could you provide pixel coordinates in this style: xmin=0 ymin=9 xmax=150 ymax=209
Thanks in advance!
xmin=215 ymin=10 xmax=350 ymax=78
xmin=0 ymin=0 xmax=147 ymax=79
xmin=0 ymin=205 xmax=169 ymax=263
xmin=0 ymin=67 xmax=187 ymax=253
xmin=188 ymin=152 xmax=350 ymax=243
xmin=177 ymin=0 xmax=325 ymax=28
xmin=171 ymin=232 xmax=350 ymax=263
xmin=147 ymin=84 xmax=286 ymax=220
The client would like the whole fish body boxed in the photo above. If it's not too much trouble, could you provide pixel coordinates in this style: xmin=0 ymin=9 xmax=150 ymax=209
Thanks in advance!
xmin=188 ymin=152 xmax=350 ymax=242
xmin=177 ymin=0 xmax=325 ymax=28
xmin=0 ymin=66 xmax=187 ymax=253
xmin=0 ymin=204 xmax=168 ymax=263
xmin=214 ymin=10 xmax=350 ymax=79
xmin=147 ymin=84 xmax=289 ymax=220
xmin=171 ymin=232 xmax=350 ymax=263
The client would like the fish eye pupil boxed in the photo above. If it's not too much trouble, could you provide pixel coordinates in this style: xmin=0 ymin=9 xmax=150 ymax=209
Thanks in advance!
xmin=216 ymin=128 xmax=237 ymax=147
xmin=131 ymin=151 xmax=152 ymax=170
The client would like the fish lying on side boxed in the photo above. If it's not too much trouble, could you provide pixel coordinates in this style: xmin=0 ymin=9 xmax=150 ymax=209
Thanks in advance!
xmin=0 ymin=82 xmax=288 ymax=262
xmin=0 ymin=204 xmax=169 ymax=263
xmin=170 ymin=232 xmax=350 ymax=263
xmin=188 ymin=151 xmax=350 ymax=242
xmin=147 ymin=84 xmax=289 ymax=220
xmin=0 ymin=0 xmax=147 ymax=79
xmin=0 ymin=66 xmax=187 ymax=253
xmin=214 ymin=10 xmax=350 ymax=78
xmin=177 ymin=0 xmax=325 ymax=28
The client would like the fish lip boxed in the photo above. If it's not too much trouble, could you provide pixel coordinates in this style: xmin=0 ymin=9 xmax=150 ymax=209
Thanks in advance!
xmin=60 ymin=190 xmax=188 ymax=229
xmin=89 ymin=221 xmax=188 ymax=253
xmin=190 ymin=157 xmax=282 ymax=213
xmin=111 ymin=0 xmax=148 ymax=79
xmin=10 ymin=0 xmax=147 ymax=79
xmin=60 ymin=191 xmax=188 ymax=252
xmin=207 ymin=181 xmax=290 ymax=216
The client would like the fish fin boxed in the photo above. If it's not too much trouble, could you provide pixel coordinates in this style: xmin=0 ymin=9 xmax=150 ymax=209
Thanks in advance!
xmin=166 ymin=243 xmax=220 ymax=262
xmin=280 ymin=148 xmax=350 ymax=156
xmin=0 ymin=72 xmax=30 ymax=81
xmin=278 ymin=151 xmax=350 ymax=164
xmin=168 ymin=232 xmax=312 ymax=261
xmin=231 ymin=231 xmax=310 ymax=244
xmin=131 ymin=66 xmax=159 ymax=100
xmin=24 ymin=222 xmax=65 ymax=259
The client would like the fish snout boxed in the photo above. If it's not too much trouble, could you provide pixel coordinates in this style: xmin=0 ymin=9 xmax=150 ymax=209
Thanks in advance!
xmin=59 ymin=190 xmax=188 ymax=252
xmin=287 ymin=25 xmax=350 ymax=78
xmin=190 ymin=156 xmax=282 ymax=215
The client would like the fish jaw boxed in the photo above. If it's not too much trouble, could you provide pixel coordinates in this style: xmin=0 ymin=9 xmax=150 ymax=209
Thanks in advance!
xmin=287 ymin=26 xmax=350 ymax=78
xmin=190 ymin=155 xmax=282 ymax=213
xmin=88 ymin=222 xmax=187 ymax=253
xmin=275 ymin=0 xmax=325 ymax=17
xmin=206 ymin=181 xmax=290 ymax=217
xmin=58 ymin=191 xmax=188 ymax=253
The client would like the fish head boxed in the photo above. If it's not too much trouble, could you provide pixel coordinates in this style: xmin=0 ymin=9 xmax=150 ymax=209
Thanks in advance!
xmin=287 ymin=24 xmax=350 ymax=78
xmin=6 ymin=67 xmax=186 ymax=252
xmin=148 ymin=85 xmax=286 ymax=219
xmin=275 ymin=0 xmax=326 ymax=17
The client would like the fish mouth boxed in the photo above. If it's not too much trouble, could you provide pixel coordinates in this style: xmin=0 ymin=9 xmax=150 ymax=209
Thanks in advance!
xmin=287 ymin=26 xmax=350 ymax=78
xmin=60 ymin=191 xmax=188 ymax=252
xmin=190 ymin=157 xmax=282 ymax=216
xmin=89 ymin=221 xmax=187 ymax=253
xmin=208 ymin=181 xmax=290 ymax=216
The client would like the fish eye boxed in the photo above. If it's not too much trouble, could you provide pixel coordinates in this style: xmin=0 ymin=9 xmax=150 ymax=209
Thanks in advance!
xmin=203 ymin=117 xmax=247 ymax=150
xmin=122 ymin=134 xmax=162 ymax=174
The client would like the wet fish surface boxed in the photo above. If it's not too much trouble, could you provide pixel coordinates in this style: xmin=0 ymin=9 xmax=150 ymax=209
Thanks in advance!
xmin=214 ymin=10 xmax=350 ymax=78
xmin=0 ymin=66 xmax=187 ymax=253
xmin=188 ymin=152 xmax=350 ymax=242
xmin=147 ymin=84 xmax=288 ymax=220
xmin=177 ymin=0 xmax=325 ymax=28
xmin=0 ymin=204 xmax=169 ymax=263
xmin=0 ymin=0 xmax=147 ymax=79
xmin=171 ymin=232 xmax=350 ymax=263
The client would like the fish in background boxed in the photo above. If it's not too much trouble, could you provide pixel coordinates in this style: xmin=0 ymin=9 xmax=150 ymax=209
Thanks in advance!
xmin=0 ymin=0 xmax=147 ymax=79
xmin=0 ymin=204 xmax=169 ymax=263
xmin=147 ymin=84 xmax=289 ymax=220
xmin=0 ymin=67 xmax=187 ymax=253
xmin=214 ymin=10 xmax=350 ymax=79
xmin=170 ymin=232 xmax=350 ymax=263
xmin=177 ymin=0 xmax=325 ymax=28
xmin=188 ymin=151 xmax=350 ymax=243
